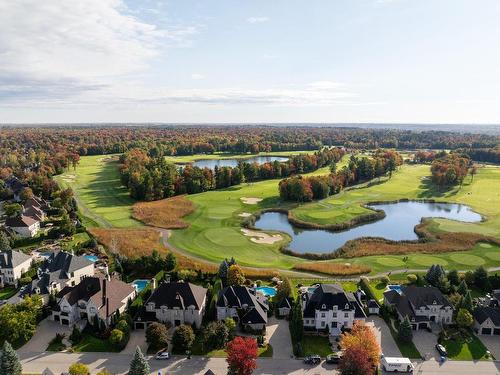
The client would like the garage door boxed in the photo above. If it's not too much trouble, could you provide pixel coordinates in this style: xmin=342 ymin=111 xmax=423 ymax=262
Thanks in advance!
xmin=493 ymin=328 xmax=500 ymax=335
xmin=482 ymin=328 xmax=492 ymax=335
xmin=135 ymin=322 xmax=145 ymax=330
xmin=61 ymin=319 xmax=69 ymax=325
xmin=418 ymin=322 xmax=428 ymax=330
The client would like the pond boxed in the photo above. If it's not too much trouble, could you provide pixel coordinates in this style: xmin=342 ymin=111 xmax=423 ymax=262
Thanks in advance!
xmin=254 ymin=201 xmax=482 ymax=254
xmin=188 ymin=155 xmax=289 ymax=169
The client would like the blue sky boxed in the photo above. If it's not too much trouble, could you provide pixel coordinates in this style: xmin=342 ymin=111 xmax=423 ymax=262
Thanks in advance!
xmin=1 ymin=0 xmax=500 ymax=124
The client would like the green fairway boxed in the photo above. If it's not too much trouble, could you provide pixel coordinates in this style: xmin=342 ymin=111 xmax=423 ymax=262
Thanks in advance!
xmin=292 ymin=164 xmax=500 ymax=239
xmin=55 ymin=155 xmax=141 ymax=228
xmin=59 ymin=154 xmax=500 ymax=274
xmin=164 ymin=150 xmax=314 ymax=164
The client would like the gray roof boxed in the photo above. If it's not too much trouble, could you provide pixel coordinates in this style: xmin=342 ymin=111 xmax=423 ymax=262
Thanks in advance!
xmin=0 ymin=250 xmax=31 ymax=268
xmin=45 ymin=251 xmax=93 ymax=274
xmin=473 ymin=307 xmax=500 ymax=326
xmin=401 ymin=286 xmax=451 ymax=309
xmin=303 ymin=284 xmax=366 ymax=319
xmin=5 ymin=215 xmax=38 ymax=228
xmin=217 ymin=286 xmax=268 ymax=325
xmin=146 ymin=281 xmax=207 ymax=310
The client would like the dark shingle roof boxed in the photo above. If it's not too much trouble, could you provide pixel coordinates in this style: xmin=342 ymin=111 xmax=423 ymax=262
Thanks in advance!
xmin=217 ymin=286 xmax=268 ymax=325
xmin=277 ymin=297 xmax=292 ymax=309
xmin=401 ymin=286 xmax=451 ymax=308
xmin=473 ymin=307 xmax=500 ymax=326
xmin=147 ymin=281 xmax=207 ymax=310
xmin=45 ymin=251 xmax=93 ymax=275
xmin=303 ymin=284 xmax=366 ymax=319
xmin=368 ymin=299 xmax=380 ymax=308
xmin=58 ymin=276 xmax=135 ymax=319
xmin=5 ymin=215 xmax=38 ymax=228
xmin=0 ymin=250 xmax=31 ymax=268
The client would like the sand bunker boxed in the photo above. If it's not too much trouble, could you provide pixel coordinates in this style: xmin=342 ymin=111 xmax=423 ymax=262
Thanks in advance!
xmin=240 ymin=197 xmax=263 ymax=205
xmin=238 ymin=212 xmax=252 ymax=218
xmin=241 ymin=228 xmax=282 ymax=245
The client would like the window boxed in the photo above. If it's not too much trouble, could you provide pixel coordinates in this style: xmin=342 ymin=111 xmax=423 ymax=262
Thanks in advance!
xmin=321 ymin=321 xmax=325 ymax=327
xmin=344 ymin=313 xmax=349 ymax=318
xmin=322 ymin=304 xmax=326 ymax=309
xmin=333 ymin=313 xmax=337 ymax=318
xmin=321 ymin=313 xmax=325 ymax=318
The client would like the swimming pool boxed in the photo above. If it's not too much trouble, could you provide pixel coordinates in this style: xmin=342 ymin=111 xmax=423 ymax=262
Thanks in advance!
xmin=255 ymin=286 xmax=276 ymax=297
xmin=387 ymin=285 xmax=402 ymax=294
xmin=84 ymin=255 xmax=99 ymax=262
xmin=133 ymin=279 xmax=149 ymax=293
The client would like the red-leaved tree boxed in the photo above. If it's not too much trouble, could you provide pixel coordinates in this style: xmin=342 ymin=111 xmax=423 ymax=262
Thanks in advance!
xmin=338 ymin=345 xmax=373 ymax=375
xmin=226 ymin=337 xmax=258 ymax=375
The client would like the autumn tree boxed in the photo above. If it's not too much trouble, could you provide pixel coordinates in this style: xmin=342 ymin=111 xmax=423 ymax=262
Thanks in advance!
xmin=146 ymin=322 xmax=169 ymax=351
xmin=276 ymin=277 xmax=292 ymax=301
xmin=172 ymin=324 xmax=195 ymax=353
xmin=339 ymin=345 xmax=373 ymax=375
xmin=228 ymin=264 xmax=245 ymax=286
xmin=340 ymin=321 xmax=380 ymax=367
xmin=226 ymin=336 xmax=258 ymax=375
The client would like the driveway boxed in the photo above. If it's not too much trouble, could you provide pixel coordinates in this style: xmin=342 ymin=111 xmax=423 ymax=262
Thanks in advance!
xmin=413 ymin=329 xmax=439 ymax=360
xmin=18 ymin=318 xmax=71 ymax=353
xmin=478 ymin=335 xmax=500 ymax=359
xmin=266 ymin=317 xmax=292 ymax=359
xmin=123 ymin=330 xmax=148 ymax=354
xmin=366 ymin=316 xmax=401 ymax=357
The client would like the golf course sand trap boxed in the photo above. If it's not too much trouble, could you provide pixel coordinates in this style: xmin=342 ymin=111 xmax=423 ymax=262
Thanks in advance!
xmin=238 ymin=212 xmax=252 ymax=218
xmin=240 ymin=197 xmax=263 ymax=204
xmin=241 ymin=228 xmax=282 ymax=244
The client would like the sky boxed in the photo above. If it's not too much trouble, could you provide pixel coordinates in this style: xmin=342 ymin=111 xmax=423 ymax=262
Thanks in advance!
xmin=1 ymin=0 xmax=500 ymax=124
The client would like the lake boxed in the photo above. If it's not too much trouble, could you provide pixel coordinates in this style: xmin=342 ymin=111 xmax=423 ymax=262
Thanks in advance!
xmin=254 ymin=201 xmax=482 ymax=254
xmin=188 ymin=155 xmax=289 ymax=169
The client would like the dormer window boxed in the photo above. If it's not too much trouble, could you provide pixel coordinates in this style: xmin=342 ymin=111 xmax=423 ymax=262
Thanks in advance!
xmin=433 ymin=300 xmax=437 ymax=304
xmin=345 ymin=303 xmax=350 ymax=310
xmin=321 ymin=304 xmax=326 ymax=309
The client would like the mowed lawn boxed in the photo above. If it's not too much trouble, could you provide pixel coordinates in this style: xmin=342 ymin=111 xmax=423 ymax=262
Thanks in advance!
xmin=58 ymin=154 xmax=500 ymax=274
xmin=55 ymin=154 xmax=141 ymax=228
xmin=292 ymin=164 xmax=500 ymax=239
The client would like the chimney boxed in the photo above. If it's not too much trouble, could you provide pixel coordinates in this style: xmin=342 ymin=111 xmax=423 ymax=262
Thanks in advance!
xmin=106 ymin=297 xmax=109 ymax=318
xmin=151 ymin=277 xmax=156 ymax=291
xmin=102 ymin=278 xmax=107 ymax=307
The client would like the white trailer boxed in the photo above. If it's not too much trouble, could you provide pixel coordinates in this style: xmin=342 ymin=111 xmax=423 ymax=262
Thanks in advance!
xmin=381 ymin=357 xmax=413 ymax=372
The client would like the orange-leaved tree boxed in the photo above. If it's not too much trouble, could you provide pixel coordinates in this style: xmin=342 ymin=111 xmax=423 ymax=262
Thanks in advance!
xmin=226 ymin=336 xmax=258 ymax=375
xmin=339 ymin=320 xmax=381 ymax=374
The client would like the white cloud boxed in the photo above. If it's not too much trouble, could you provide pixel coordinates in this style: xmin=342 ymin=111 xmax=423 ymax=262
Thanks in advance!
xmin=0 ymin=0 xmax=195 ymax=103
xmin=191 ymin=73 xmax=205 ymax=80
xmin=247 ymin=16 xmax=270 ymax=24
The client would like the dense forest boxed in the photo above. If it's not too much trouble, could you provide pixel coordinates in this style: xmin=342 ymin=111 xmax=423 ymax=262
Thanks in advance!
xmin=0 ymin=126 xmax=497 ymax=202
xmin=430 ymin=153 xmax=472 ymax=187
xmin=279 ymin=150 xmax=403 ymax=202
xmin=119 ymin=148 xmax=345 ymax=200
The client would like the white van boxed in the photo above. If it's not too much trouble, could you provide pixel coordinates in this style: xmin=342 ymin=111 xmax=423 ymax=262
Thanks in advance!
xmin=381 ymin=357 xmax=414 ymax=372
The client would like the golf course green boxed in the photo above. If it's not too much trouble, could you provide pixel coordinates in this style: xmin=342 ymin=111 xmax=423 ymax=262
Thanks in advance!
xmin=56 ymin=153 xmax=500 ymax=275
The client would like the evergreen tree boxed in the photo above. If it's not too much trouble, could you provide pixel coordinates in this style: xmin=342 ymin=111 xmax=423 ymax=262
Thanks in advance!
xmin=447 ymin=270 xmax=460 ymax=286
xmin=165 ymin=252 xmax=177 ymax=271
xmin=0 ymin=232 xmax=11 ymax=251
xmin=426 ymin=264 xmax=446 ymax=287
xmin=398 ymin=317 xmax=413 ymax=343
xmin=218 ymin=259 xmax=229 ymax=280
xmin=461 ymin=291 xmax=473 ymax=312
xmin=457 ymin=280 xmax=469 ymax=296
xmin=128 ymin=347 xmax=150 ymax=375
xmin=436 ymin=275 xmax=450 ymax=293
xmin=0 ymin=341 xmax=22 ymax=375
xmin=474 ymin=266 xmax=490 ymax=291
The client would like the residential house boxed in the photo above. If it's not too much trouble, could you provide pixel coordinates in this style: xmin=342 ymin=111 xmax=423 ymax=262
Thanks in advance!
xmin=302 ymin=284 xmax=366 ymax=336
xmin=52 ymin=275 xmax=136 ymax=327
xmin=384 ymin=285 xmax=453 ymax=330
xmin=276 ymin=297 xmax=292 ymax=318
xmin=23 ymin=197 xmax=48 ymax=221
xmin=367 ymin=299 xmax=380 ymax=315
xmin=216 ymin=285 xmax=269 ymax=331
xmin=20 ymin=251 xmax=94 ymax=304
xmin=5 ymin=176 xmax=27 ymax=202
xmin=0 ymin=250 xmax=32 ymax=287
xmin=5 ymin=215 xmax=40 ymax=237
xmin=134 ymin=281 xmax=207 ymax=329
xmin=473 ymin=307 xmax=500 ymax=336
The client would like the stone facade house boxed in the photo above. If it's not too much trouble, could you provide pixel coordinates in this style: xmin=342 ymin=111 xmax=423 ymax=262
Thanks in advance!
xmin=216 ymin=286 xmax=269 ymax=330
xmin=52 ymin=275 xmax=136 ymax=327
xmin=19 ymin=251 xmax=94 ymax=304
xmin=134 ymin=281 xmax=207 ymax=329
xmin=384 ymin=285 xmax=453 ymax=330
xmin=0 ymin=250 xmax=32 ymax=287
xmin=473 ymin=307 xmax=500 ymax=336
xmin=5 ymin=215 xmax=40 ymax=237
xmin=276 ymin=297 xmax=292 ymax=318
xmin=302 ymin=284 xmax=366 ymax=336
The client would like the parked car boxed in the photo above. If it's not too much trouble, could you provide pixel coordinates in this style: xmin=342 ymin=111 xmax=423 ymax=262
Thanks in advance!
xmin=435 ymin=344 xmax=447 ymax=357
xmin=155 ymin=351 xmax=171 ymax=360
xmin=303 ymin=355 xmax=321 ymax=365
xmin=326 ymin=351 xmax=343 ymax=364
